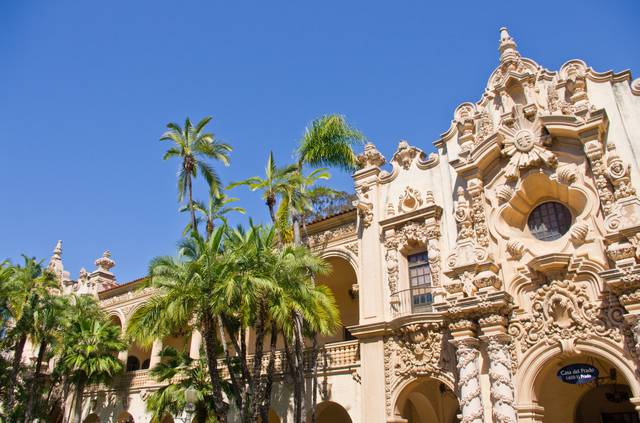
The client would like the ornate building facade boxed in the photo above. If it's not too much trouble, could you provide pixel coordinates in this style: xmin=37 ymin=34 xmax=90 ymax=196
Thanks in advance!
xmin=36 ymin=28 xmax=640 ymax=422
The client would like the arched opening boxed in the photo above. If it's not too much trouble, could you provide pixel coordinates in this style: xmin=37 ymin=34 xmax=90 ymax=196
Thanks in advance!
xmin=127 ymin=343 xmax=151 ymax=371
xmin=394 ymin=378 xmax=459 ymax=423
xmin=532 ymin=353 xmax=638 ymax=422
xmin=116 ymin=411 xmax=135 ymax=423
xmin=83 ymin=414 xmax=100 ymax=423
xmin=315 ymin=401 xmax=352 ymax=423
xmin=110 ymin=314 xmax=123 ymax=330
xmin=316 ymin=256 xmax=359 ymax=344
xmin=160 ymin=415 xmax=174 ymax=423
xmin=126 ymin=356 xmax=140 ymax=372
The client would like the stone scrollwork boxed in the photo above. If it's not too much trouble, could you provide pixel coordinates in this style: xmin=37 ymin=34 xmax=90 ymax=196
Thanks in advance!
xmin=606 ymin=144 xmax=636 ymax=200
xmin=383 ymin=323 xmax=454 ymax=415
xmin=508 ymin=279 xmax=626 ymax=354
xmin=306 ymin=222 xmax=357 ymax=248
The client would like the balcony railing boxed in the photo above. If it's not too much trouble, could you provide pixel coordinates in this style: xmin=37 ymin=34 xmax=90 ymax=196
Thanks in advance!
xmin=89 ymin=340 xmax=360 ymax=393
xmin=390 ymin=285 xmax=434 ymax=317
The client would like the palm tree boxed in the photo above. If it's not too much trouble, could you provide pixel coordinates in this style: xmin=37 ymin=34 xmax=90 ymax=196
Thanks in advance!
xmin=127 ymin=227 xmax=233 ymax=423
xmin=23 ymin=293 xmax=69 ymax=422
xmin=228 ymin=151 xmax=296 ymax=227
xmin=146 ymin=346 xmax=220 ymax=423
xmin=2 ymin=256 xmax=58 ymax=414
xmin=296 ymin=114 xmax=365 ymax=173
xmin=180 ymin=191 xmax=245 ymax=238
xmin=160 ymin=116 xmax=232 ymax=233
xmin=55 ymin=299 xmax=125 ymax=423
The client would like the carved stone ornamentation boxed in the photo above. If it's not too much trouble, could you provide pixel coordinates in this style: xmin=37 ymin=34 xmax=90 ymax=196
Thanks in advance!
xmin=506 ymin=240 xmax=525 ymax=260
xmin=391 ymin=140 xmax=422 ymax=170
xmin=383 ymin=323 xmax=455 ymax=415
xmin=496 ymin=185 xmax=514 ymax=205
xmin=486 ymin=336 xmax=517 ymax=423
xmin=344 ymin=242 xmax=359 ymax=257
xmin=499 ymin=107 xmax=557 ymax=181
xmin=357 ymin=142 xmax=386 ymax=168
xmin=95 ymin=251 xmax=115 ymax=272
xmin=606 ymin=144 xmax=636 ymax=200
xmin=557 ymin=165 xmax=578 ymax=185
xmin=452 ymin=338 xmax=484 ymax=423
xmin=569 ymin=222 xmax=589 ymax=244
xmin=398 ymin=187 xmax=423 ymax=213
xmin=508 ymin=279 xmax=626 ymax=354
xmin=306 ymin=222 xmax=357 ymax=248
xmin=584 ymin=140 xmax=616 ymax=216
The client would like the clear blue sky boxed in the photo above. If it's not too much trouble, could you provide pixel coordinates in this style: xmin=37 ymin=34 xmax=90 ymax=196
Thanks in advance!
xmin=1 ymin=0 xmax=639 ymax=283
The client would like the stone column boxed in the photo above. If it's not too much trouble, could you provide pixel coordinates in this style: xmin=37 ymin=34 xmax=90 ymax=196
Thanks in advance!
xmin=450 ymin=320 xmax=483 ymax=423
xmin=480 ymin=314 xmax=517 ymax=423
xmin=189 ymin=329 xmax=202 ymax=359
xmin=149 ymin=339 xmax=163 ymax=368
xmin=118 ymin=349 xmax=129 ymax=365
xmin=485 ymin=335 xmax=517 ymax=423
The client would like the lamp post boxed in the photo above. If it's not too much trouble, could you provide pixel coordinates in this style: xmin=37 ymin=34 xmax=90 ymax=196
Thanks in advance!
xmin=183 ymin=387 xmax=198 ymax=423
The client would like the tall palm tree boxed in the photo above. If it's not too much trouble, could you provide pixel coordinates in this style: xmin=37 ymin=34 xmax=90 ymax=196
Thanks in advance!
xmin=23 ymin=293 xmax=69 ymax=422
xmin=161 ymin=116 xmax=232 ymax=233
xmin=127 ymin=228 xmax=233 ymax=423
xmin=56 ymin=305 xmax=125 ymax=423
xmin=2 ymin=256 xmax=58 ymax=414
xmin=285 ymin=114 xmax=363 ymax=423
xmin=180 ymin=191 xmax=245 ymax=238
xmin=228 ymin=151 xmax=296 ymax=227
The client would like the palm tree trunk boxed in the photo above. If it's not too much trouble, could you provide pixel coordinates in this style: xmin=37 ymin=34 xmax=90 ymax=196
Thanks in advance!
xmin=72 ymin=379 xmax=85 ymax=423
xmin=266 ymin=200 xmax=283 ymax=244
xmin=4 ymin=333 xmax=28 ymax=411
xmin=292 ymin=311 xmax=306 ymax=423
xmin=218 ymin=316 xmax=242 ymax=411
xmin=202 ymin=312 xmax=228 ymax=423
xmin=249 ymin=304 xmax=267 ymax=422
xmin=259 ymin=322 xmax=278 ymax=422
xmin=188 ymin=175 xmax=198 ymax=234
xmin=310 ymin=335 xmax=320 ymax=423
xmin=25 ymin=339 xmax=48 ymax=422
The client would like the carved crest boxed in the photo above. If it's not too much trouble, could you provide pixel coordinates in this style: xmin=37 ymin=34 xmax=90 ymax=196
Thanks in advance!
xmin=508 ymin=279 xmax=627 ymax=354
xmin=499 ymin=107 xmax=557 ymax=181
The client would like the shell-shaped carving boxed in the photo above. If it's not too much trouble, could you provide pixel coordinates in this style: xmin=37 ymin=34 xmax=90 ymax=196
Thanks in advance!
xmin=569 ymin=222 xmax=589 ymax=243
xmin=506 ymin=239 xmax=525 ymax=260
xmin=496 ymin=185 xmax=515 ymax=204
xmin=557 ymin=165 xmax=577 ymax=185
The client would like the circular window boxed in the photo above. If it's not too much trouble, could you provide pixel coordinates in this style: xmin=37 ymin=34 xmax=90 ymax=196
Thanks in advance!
xmin=527 ymin=202 xmax=572 ymax=241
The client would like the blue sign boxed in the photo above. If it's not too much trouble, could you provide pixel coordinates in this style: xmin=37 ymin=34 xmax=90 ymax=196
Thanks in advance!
xmin=557 ymin=364 xmax=599 ymax=385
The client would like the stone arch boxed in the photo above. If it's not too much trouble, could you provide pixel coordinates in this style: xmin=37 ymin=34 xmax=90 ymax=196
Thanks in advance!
xmin=315 ymin=401 xmax=353 ymax=423
xmin=391 ymin=376 xmax=459 ymax=423
xmin=316 ymin=253 xmax=359 ymax=343
xmin=515 ymin=338 xmax=640 ymax=422
xmin=83 ymin=413 xmax=100 ymax=423
xmin=320 ymin=248 xmax=359 ymax=274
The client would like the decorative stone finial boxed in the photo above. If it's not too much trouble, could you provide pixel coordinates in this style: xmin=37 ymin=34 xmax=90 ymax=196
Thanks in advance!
xmin=357 ymin=142 xmax=386 ymax=168
xmin=95 ymin=250 xmax=115 ymax=272
xmin=53 ymin=240 xmax=62 ymax=256
xmin=498 ymin=27 xmax=519 ymax=63
xmin=48 ymin=240 xmax=64 ymax=276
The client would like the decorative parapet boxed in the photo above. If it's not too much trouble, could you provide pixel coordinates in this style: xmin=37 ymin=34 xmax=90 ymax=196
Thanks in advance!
xmin=88 ymin=341 xmax=360 ymax=394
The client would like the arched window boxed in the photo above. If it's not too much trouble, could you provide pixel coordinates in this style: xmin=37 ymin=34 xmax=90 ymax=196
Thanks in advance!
xmin=527 ymin=202 xmax=571 ymax=241
xmin=126 ymin=356 xmax=140 ymax=372
xmin=141 ymin=358 xmax=151 ymax=370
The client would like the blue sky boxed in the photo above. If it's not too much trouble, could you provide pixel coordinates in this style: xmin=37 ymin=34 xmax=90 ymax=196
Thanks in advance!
xmin=1 ymin=0 xmax=639 ymax=283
